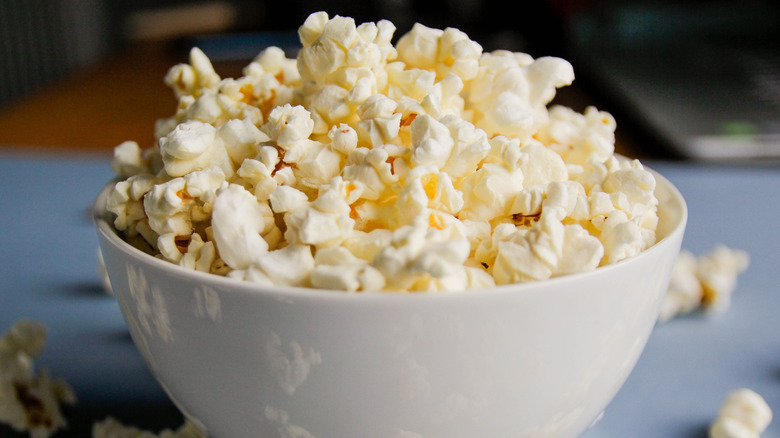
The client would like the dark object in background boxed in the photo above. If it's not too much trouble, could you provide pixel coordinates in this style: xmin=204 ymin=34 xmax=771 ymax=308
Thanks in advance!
xmin=566 ymin=0 xmax=780 ymax=161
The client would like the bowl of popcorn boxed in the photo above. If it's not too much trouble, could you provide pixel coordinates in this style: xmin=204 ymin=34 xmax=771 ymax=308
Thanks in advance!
xmin=94 ymin=11 xmax=687 ymax=438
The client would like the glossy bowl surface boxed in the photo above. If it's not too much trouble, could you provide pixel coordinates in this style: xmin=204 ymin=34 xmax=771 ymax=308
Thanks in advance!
xmin=95 ymin=168 xmax=686 ymax=438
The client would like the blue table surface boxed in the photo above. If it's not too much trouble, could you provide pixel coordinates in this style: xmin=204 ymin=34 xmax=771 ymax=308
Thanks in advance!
xmin=1 ymin=149 xmax=778 ymax=437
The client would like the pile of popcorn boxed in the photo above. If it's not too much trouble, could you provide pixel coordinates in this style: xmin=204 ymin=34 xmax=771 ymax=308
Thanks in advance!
xmin=106 ymin=11 xmax=661 ymax=292
xmin=0 ymin=321 xmax=75 ymax=438
xmin=658 ymin=245 xmax=750 ymax=322
xmin=92 ymin=417 xmax=205 ymax=438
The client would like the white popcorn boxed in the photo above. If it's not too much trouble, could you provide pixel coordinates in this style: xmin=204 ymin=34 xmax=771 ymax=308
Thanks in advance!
xmin=659 ymin=246 xmax=750 ymax=321
xmin=468 ymin=52 xmax=573 ymax=142
xmin=211 ymin=184 xmax=276 ymax=270
xmin=410 ymin=114 xmax=455 ymax=170
xmin=297 ymin=13 xmax=396 ymax=90
xmin=143 ymin=167 xmax=227 ymax=251
xmin=327 ymin=123 xmax=359 ymax=155
xmin=342 ymin=146 xmax=399 ymax=202
xmin=357 ymin=94 xmax=401 ymax=147
xmin=111 ymin=141 xmax=149 ymax=179
xmin=92 ymin=417 xmax=206 ymax=438
xmin=242 ymin=46 xmax=301 ymax=108
xmin=159 ymin=120 xmax=234 ymax=178
xmin=438 ymin=114 xmax=490 ymax=179
xmin=395 ymin=24 xmax=482 ymax=82
xmin=386 ymin=62 xmax=436 ymax=102
xmin=709 ymin=389 xmax=772 ymax=438
xmin=262 ymin=104 xmax=314 ymax=151
xmin=108 ymin=11 xmax=664 ymax=292
xmin=537 ymin=105 xmax=616 ymax=165
xmin=283 ymin=182 xmax=355 ymax=249
xmin=697 ymin=245 xmax=750 ymax=313
xmin=230 ymin=244 xmax=315 ymax=287
xmin=176 ymin=232 xmax=217 ymax=273
xmin=458 ymin=154 xmax=525 ymax=223
xmin=0 ymin=321 xmax=76 ymax=438
xmin=217 ymin=118 xmax=269 ymax=167
xmin=372 ymin=217 xmax=473 ymax=292
xmin=310 ymin=246 xmax=386 ymax=291
xmin=175 ymin=81 xmax=263 ymax=130
xmin=107 ymin=174 xmax=158 ymax=236
xmin=164 ymin=47 xmax=221 ymax=98
xmin=421 ymin=73 xmax=466 ymax=119
xmin=658 ymin=250 xmax=704 ymax=322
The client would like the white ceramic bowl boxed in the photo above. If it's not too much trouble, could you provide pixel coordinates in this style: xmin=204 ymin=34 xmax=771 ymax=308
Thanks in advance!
xmin=94 ymin=169 xmax=686 ymax=438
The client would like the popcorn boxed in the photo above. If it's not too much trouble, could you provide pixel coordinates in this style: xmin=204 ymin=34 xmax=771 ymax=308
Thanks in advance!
xmin=92 ymin=417 xmax=206 ymax=438
xmin=709 ymin=389 xmax=772 ymax=438
xmin=372 ymin=217 xmax=476 ymax=291
xmin=158 ymin=121 xmax=233 ymax=178
xmin=536 ymin=105 xmax=616 ymax=165
xmin=229 ymin=244 xmax=315 ymax=287
xmin=111 ymin=141 xmax=149 ymax=179
xmin=310 ymin=246 xmax=385 ymax=291
xmin=658 ymin=245 xmax=750 ymax=322
xmin=211 ymin=184 xmax=276 ymax=270
xmin=395 ymin=24 xmax=482 ymax=82
xmin=297 ymin=12 xmax=396 ymax=91
xmin=468 ymin=52 xmax=574 ymax=142
xmin=282 ymin=182 xmax=355 ymax=249
xmin=106 ymin=11 xmax=664 ymax=292
xmin=0 ymin=321 xmax=76 ymax=438
xmin=357 ymin=94 xmax=401 ymax=147
xmin=217 ymin=118 xmax=269 ymax=167
xmin=164 ymin=47 xmax=221 ymax=99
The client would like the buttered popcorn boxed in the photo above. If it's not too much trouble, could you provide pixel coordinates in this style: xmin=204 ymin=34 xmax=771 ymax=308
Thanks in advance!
xmin=105 ymin=11 xmax=662 ymax=292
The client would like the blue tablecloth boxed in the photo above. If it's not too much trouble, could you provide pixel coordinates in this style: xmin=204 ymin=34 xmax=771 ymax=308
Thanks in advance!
xmin=1 ymin=149 xmax=778 ymax=437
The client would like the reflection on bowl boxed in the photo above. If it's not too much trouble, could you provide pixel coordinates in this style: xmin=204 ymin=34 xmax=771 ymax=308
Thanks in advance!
xmin=94 ymin=168 xmax=686 ymax=438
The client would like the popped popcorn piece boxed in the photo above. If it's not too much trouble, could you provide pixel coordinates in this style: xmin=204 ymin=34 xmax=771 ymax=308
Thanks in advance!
xmin=158 ymin=121 xmax=233 ymax=178
xmin=698 ymin=245 xmax=751 ymax=313
xmin=143 ymin=167 xmax=227 ymax=258
xmin=658 ymin=250 xmax=704 ymax=323
xmin=107 ymin=174 xmax=158 ymax=238
xmin=536 ymin=105 xmax=616 ymax=166
xmin=112 ymin=141 xmax=149 ymax=179
xmin=297 ymin=12 xmax=396 ymax=91
xmin=709 ymin=389 xmax=772 ymax=438
xmin=0 ymin=321 xmax=76 ymax=438
xmin=283 ymin=182 xmax=355 ymax=249
xmin=658 ymin=245 xmax=750 ymax=322
xmin=164 ymin=47 xmax=221 ymax=99
xmin=357 ymin=94 xmax=401 ymax=147
xmin=395 ymin=24 xmax=482 ymax=82
xmin=488 ymin=211 xmax=603 ymax=285
xmin=468 ymin=52 xmax=574 ymax=142
xmin=92 ymin=417 xmax=206 ymax=438
xmin=211 ymin=184 xmax=276 ymax=270
xmin=106 ymin=11 xmax=664 ymax=292
xmin=217 ymin=118 xmax=269 ymax=167
xmin=372 ymin=217 xmax=475 ymax=291
xmin=228 ymin=244 xmax=315 ymax=287
xmin=310 ymin=246 xmax=386 ymax=291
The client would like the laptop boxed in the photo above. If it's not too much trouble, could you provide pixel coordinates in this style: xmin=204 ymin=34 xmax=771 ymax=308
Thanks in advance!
xmin=565 ymin=1 xmax=780 ymax=161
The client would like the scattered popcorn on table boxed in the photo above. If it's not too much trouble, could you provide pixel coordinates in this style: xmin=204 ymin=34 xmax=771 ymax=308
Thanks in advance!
xmin=105 ymin=11 xmax=665 ymax=292
xmin=92 ymin=417 xmax=206 ymax=438
xmin=709 ymin=388 xmax=772 ymax=438
xmin=0 ymin=320 xmax=76 ymax=438
xmin=658 ymin=245 xmax=750 ymax=322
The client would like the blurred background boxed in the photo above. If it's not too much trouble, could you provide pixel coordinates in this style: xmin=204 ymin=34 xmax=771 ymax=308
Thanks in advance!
xmin=1 ymin=0 xmax=778 ymax=160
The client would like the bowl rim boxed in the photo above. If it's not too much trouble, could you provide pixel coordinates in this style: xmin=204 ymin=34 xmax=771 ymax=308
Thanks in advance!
xmin=94 ymin=166 xmax=687 ymax=302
